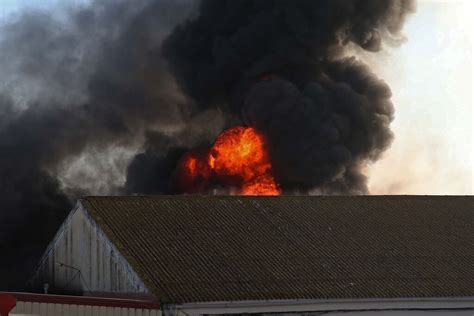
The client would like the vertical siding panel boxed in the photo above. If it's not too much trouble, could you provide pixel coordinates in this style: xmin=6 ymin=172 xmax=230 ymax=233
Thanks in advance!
xmin=58 ymin=303 xmax=63 ymax=315
xmin=47 ymin=303 xmax=55 ymax=316
xmin=99 ymin=305 xmax=107 ymax=316
xmin=77 ymin=304 xmax=85 ymax=316
xmin=19 ymin=301 xmax=29 ymax=313
xmin=55 ymin=303 xmax=62 ymax=315
xmin=91 ymin=305 xmax=100 ymax=316
xmin=40 ymin=302 xmax=48 ymax=315
xmin=25 ymin=301 xmax=33 ymax=313
xmin=12 ymin=301 xmax=24 ymax=314
xmin=31 ymin=206 xmax=150 ymax=294
xmin=32 ymin=302 xmax=40 ymax=314
xmin=84 ymin=305 xmax=92 ymax=316
xmin=8 ymin=301 xmax=159 ymax=316
xmin=69 ymin=304 xmax=78 ymax=316
xmin=107 ymin=306 xmax=115 ymax=316
xmin=62 ymin=303 xmax=70 ymax=316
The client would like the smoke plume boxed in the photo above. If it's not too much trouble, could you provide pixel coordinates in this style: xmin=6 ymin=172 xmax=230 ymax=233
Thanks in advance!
xmin=0 ymin=0 xmax=414 ymax=289
xmin=160 ymin=0 xmax=414 ymax=194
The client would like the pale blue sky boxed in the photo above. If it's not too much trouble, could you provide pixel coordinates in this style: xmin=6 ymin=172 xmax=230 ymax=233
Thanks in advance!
xmin=0 ymin=0 xmax=90 ymax=20
xmin=0 ymin=0 xmax=56 ymax=17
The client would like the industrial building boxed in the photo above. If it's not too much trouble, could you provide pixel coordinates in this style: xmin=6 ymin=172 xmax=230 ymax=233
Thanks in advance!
xmin=27 ymin=195 xmax=474 ymax=315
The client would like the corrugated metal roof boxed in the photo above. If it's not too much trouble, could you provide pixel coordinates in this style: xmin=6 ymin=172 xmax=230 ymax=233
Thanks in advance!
xmin=80 ymin=195 xmax=474 ymax=303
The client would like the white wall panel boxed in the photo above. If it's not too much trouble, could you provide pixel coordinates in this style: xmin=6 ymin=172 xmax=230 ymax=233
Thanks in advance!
xmin=30 ymin=202 xmax=150 ymax=295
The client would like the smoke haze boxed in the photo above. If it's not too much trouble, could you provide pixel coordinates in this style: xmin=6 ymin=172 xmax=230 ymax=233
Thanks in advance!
xmin=0 ymin=0 xmax=197 ymax=289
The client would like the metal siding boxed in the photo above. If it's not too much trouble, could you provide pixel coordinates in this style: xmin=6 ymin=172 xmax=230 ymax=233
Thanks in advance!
xmin=46 ymin=303 xmax=55 ymax=316
xmin=106 ymin=306 xmax=114 ymax=316
xmin=39 ymin=303 xmax=47 ymax=315
xmin=62 ymin=304 xmax=70 ymax=315
xmin=69 ymin=304 xmax=78 ymax=316
xmin=30 ymin=203 xmax=150 ymax=294
xmin=84 ymin=305 xmax=92 ymax=315
xmin=14 ymin=301 xmax=25 ymax=313
xmin=55 ymin=304 xmax=63 ymax=316
xmin=99 ymin=305 xmax=108 ymax=316
xmin=31 ymin=302 xmax=40 ymax=314
xmin=91 ymin=305 xmax=100 ymax=316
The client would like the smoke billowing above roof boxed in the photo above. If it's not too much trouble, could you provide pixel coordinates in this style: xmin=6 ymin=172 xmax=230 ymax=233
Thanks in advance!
xmin=159 ymin=0 xmax=414 ymax=194
xmin=0 ymin=0 xmax=414 ymax=289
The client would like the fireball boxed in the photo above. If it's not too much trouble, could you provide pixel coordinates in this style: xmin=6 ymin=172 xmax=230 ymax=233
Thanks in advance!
xmin=176 ymin=126 xmax=281 ymax=195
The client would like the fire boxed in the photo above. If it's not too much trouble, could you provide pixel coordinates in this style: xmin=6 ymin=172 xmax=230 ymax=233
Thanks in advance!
xmin=175 ymin=149 xmax=211 ymax=193
xmin=176 ymin=126 xmax=281 ymax=195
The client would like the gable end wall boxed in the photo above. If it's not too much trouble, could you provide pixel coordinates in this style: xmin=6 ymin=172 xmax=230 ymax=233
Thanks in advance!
xmin=30 ymin=202 xmax=150 ymax=295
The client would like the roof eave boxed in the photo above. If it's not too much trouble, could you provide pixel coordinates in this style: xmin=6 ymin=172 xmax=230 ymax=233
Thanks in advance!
xmin=166 ymin=297 xmax=474 ymax=315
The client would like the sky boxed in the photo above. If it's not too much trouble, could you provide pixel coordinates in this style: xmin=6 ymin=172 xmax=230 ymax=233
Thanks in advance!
xmin=0 ymin=0 xmax=472 ymax=195
xmin=0 ymin=0 xmax=84 ymax=15
xmin=0 ymin=0 xmax=57 ymax=17
xmin=366 ymin=0 xmax=474 ymax=194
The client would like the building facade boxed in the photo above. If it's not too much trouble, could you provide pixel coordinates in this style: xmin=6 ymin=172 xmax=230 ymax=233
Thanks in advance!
xmin=30 ymin=202 xmax=149 ymax=296
xmin=29 ymin=195 xmax=474 ymax=315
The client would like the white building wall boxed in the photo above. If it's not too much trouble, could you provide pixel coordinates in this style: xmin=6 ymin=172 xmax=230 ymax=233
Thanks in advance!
xmin=11 ymin=300 xmax=161 ymax=316
xmin=30 ymin=202 xmax=150 ymax=295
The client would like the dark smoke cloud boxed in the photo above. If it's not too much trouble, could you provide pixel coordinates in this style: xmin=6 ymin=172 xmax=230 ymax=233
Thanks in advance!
xmin=0 ymin=0 xmax=414 ymax=290
xmin=163 ymin=0 xmax=414 ymax=108
xmin=125 ymin=109 xmax=225 ymax=195
xmin=160 ymin=0 xmax=414 ymax=194
xmin=243 ymin=59 xmax=394 ymax=193
xmin=0 ymin=0 xmax=196 ymax=289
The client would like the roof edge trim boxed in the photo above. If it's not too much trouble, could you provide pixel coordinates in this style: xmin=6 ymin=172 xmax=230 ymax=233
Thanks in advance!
xmin=169 ymin=297 xmax=474 ymax=314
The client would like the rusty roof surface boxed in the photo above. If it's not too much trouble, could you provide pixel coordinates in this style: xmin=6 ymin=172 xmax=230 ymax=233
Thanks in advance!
xmin=80 ymin=195 xmax=474 ymax=303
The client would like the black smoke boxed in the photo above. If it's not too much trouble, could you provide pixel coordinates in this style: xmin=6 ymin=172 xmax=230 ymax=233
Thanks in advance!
xmin=0 ymin=0 xmax=196 ymax=289
xmin=0 ymin=0 xmax=414 ymax=290
xmin=158 ymin=0 xmax=414 ymax=194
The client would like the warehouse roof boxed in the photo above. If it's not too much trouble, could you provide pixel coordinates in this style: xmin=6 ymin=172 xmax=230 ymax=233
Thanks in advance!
xmin=80 ymin=195 xmax=474 ymax=304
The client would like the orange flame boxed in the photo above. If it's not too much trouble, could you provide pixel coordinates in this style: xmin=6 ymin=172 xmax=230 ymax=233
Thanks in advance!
xmin=176 ymin=126 xmax=281 ymax=195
